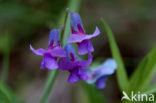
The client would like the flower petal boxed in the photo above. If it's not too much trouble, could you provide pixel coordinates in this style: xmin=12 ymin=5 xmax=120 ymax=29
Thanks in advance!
xmin=83 ymin=26 xmax=100 ymax=40
xmin=50 ymin=46 xmax=66 ymax=57
xmin=30 ymin=45 xmax=46 ymax=56
xmin=77 ymin=52 xmax=92 ymax=67
xmin=92 ymin=59 xmax=117 ymax=75
xmin=78 ymin=68 xmax=88 ymax=81
xmin=77 ymin=40 xmax=94 ymax=55
xmin=70 ymin=11 xmax=84 ymax=33
xmin=67 ymin=34 xmax=83 ymax=43
xmin=68 ymin=69 xmax=79 ymax=83
xmin=49 ymin=29 xmax=60 ymax=45
xmin=58 ymin=57 xmax=77 ymax=70
xmin=67 ymin=27 xmax=100 ymax=43
xmin=41 ymin=53 xmax=58 ymax=70
xmin=65 ymin=44 xmax=77 ymax=59
xmin=95 ymin=76 xmax=106 ymax=89
xmin=86 ymin=59 xmax=117 ymax=84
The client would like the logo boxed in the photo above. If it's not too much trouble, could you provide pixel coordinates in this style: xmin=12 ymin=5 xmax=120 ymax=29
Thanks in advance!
xmin=121 ymin=91 xmax=154 ymax=102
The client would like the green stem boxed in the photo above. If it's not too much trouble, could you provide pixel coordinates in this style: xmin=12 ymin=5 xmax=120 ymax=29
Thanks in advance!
xmin=1 ymin=51 xmax=9 ymax=83
xmin=1 ymin=33 xmax=10 ymax=83
xmin=39 ymin=70 xmax=58 ymax=103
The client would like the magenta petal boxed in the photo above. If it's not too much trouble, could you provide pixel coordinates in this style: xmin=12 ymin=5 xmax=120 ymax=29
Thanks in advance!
xmin=78 ymin=40 xmax=94 ymax=55
xmin=67 ymin=26 xmax=100 ymax=43
xmin=67 ymin=34 xmax=83 ymax=43
xmin=50 ymin=46 xmax=66 ymax=57
xmin=30 ymin=45 xmax=47 ymax=56
xmin=41 ymin=53 xmax=58 ymax=70
xmin=68 ymin=69 xmax=79 ymax=83
xmin=83 ymin=26 xmax=100 ymax=40
xmin=77 ymin=24 xmax=85 ymax=34
xmin=58 ymin=57 xmax=77 ymax=70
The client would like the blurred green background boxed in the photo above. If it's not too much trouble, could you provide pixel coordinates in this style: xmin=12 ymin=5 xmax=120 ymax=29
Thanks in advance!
xmin=0 ymin=0 xmax=156 ymax=103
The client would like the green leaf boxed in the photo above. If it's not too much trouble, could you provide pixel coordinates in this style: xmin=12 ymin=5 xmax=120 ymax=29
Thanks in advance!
xmin=142 ymin=83 xmax=156 ymax=94
xmin=81 ymin=82 xmax=105 ymax=103
xmin=1 ymin=32 xmax=11 ymax=83
xmin=130 ymin=46 xmax=156 ymax=91
xmin=140 ymin=46 xmax=156 ymax=89
xmin=129 ymin=56 xmax=148 ymax=90
xmin=0 ymin=82 xmax=20 ymax=103
xmin=101 ymin=19 xmax=129 ymax=92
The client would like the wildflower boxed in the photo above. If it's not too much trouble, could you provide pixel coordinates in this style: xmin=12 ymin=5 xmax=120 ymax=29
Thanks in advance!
xmin=67 ymin=8 xmax=100 ymax=55
xmin=30 ymin=29 xmax=66 ymax=70
xmin=58 ymin=44 xmax=92 ymax=83
xmin=86 ymin=59 xmax=117 ymax=89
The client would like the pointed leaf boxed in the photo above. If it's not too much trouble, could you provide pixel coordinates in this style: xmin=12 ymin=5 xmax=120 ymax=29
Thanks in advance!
xmin=81 ymin=82 xmax=106 ymax=103
xmin=101 ymin=19 xmax=129 ymax=92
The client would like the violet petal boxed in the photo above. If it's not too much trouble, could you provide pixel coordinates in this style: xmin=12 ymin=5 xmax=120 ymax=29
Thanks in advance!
xmin=30 ymin=45 xmax=47 ymax=56
xmin=95 ymin=76 xmax=106 ymax=89
xmin=41 ymin=53 xmax=58 ymax=70
xmin=67 ymin=26 xmax=100 ymax=43
xmin=65 ymin=44 xmax=77 ymax=59
xmin=70 ymin=12 xmax=84 ymax=33
xmin=49 ymin=46 xmax=66 ymax=57
xmin=77 ymin=40 xmax=94 ymax=55
xmin=49 ymin=29 xmax=60 ymax=45
xmin=58 ymin=57 xmax=77 ymax=70
xmin=68 ymin=69 xmax=79 ymax=83
xmin=83 ymin=27 xmax=100 ymax=40
xmin=77 ymin=52 xmax=92 ymax=67
xmin=78 ymin=68 xmax=88 ymax=81
xmin=87 ymin=59 xmax=117 ymax=84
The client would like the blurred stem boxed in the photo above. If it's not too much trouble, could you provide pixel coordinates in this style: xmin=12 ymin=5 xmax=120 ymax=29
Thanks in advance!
xmin=1 ymin=50 xmax=10 ymax=83
xmin=1 ymin=33 xmax=10 ymax=83
xmin=39 ymin=70 xmax=58 ymax=103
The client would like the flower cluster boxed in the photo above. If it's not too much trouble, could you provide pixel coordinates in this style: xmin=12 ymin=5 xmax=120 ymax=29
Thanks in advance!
xmin=30 ymin=8 xmax=117 ymax=89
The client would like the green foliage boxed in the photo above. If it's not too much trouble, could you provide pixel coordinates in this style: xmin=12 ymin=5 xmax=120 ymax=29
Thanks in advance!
xmin=39 ymin=70 xmax=58 ymax=103
xmin=130 ymin=46 xmax=156 ymax=91
xmin=101 ymin=18 xmax=156 ymax=102
xmin=0 ymin=82 xmax=21 ymax=103
xmin=81 ymin=82 xmax=105 ymax=103
xmin=101 ymin=19 xmax=130 ymax=92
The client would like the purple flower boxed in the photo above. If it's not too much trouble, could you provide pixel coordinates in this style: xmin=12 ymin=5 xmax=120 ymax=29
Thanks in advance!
xmin=30 ymin=29 xmax=66 ymax=70
xmin=86 ymin=59 xmax=117 ymax=89
xmin=58 ymin=44 xmax=92 ymax=83
xmin=67 ymin=8 xmax=100 ymax=55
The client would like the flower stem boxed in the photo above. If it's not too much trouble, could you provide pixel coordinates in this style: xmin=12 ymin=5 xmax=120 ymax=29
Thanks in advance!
xmin=1 ymin=32 xmax=10 ymax=83
xmin=1 ymin=50 xmax=10 ymax=83
xmin=39 ymin=70 xmax=58 ymax=103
